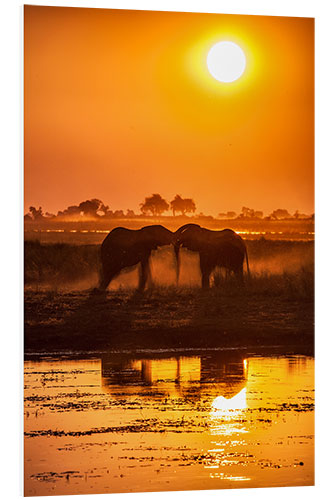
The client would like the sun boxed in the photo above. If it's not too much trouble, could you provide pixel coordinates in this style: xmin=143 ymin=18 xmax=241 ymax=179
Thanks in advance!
xmin=207 ymin=41 xmax=246 ymax=83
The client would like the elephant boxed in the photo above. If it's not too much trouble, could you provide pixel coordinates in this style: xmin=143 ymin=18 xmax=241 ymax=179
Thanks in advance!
xmin=173 ymin=223 xmax=201 ymax=284
xmin=174 ymin=225 xmax=250 ymax=288
xmin=99 ymin=225 xmax=174 ymax=291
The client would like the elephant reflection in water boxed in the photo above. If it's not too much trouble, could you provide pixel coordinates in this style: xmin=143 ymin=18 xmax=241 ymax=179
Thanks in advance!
xmin=200 ymin=352 xmax=248 ymax=400
xmin=101 ymin=354 xmax=201 ymax=390
xmin=174 ymin=224 xmax=250 ymax=288
xmin=101 ymin=352 xmax=248 ymax=402
xmin=99 ymin=225 xmax=174 ymax=291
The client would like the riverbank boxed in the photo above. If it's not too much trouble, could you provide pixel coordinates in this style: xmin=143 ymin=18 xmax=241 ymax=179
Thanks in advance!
xmin=24 ymin=282 xmax=314 ymax=354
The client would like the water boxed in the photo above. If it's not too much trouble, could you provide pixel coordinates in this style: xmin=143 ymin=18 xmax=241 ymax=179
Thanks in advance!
xmin=24 ymin=228 xmax=315 ymax=245
xmin=24 ymin=351 xmax=314 ymax=496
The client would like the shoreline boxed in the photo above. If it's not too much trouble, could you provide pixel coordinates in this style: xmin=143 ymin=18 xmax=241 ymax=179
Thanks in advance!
xmin=24 ymin=344 xmax=314 ymax=360
xmin=24 ymin=288 xmax=314 ymax=355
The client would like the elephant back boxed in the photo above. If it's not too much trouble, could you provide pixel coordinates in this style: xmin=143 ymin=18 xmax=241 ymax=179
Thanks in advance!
xmin=101 ymin=227 xmax=135 ymax=251
xmin=140 ymin=225 xmax=174 ymax=247
xmin=217 ymin=228 xmax=247 ymax=252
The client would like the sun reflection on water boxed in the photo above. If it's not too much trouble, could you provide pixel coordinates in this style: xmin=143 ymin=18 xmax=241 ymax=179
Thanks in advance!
xmin=210 ymin=387 xmax=248 ymax=437
xmin=212 ymin=387 xmax=247 ymax=412
xmin=209 ymin=472 xmax=251 ymax=482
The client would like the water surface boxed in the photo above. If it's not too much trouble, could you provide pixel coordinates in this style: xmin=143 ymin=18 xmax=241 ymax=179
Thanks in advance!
xmin=24 ymin=350 xmax=314 ymax=496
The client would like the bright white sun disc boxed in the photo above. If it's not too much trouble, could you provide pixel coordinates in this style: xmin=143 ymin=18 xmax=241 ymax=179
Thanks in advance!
xmin=207 ymin=41 xmax=246 ymax=83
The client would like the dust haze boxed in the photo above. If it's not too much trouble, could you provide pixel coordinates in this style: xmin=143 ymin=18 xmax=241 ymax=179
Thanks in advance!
xmin=24 ymin=240 xmax=314 ymax=292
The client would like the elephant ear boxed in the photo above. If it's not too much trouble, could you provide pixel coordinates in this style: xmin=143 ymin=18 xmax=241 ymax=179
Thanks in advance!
xmin=179 ymin=225 xmax=204 ymax=252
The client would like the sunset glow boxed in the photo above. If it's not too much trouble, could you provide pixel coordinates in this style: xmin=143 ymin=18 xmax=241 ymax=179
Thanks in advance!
xmin=24 ymin=7 xmax=314 ymax=216
xmin=23 ymin=8 xmax=315 ymax=496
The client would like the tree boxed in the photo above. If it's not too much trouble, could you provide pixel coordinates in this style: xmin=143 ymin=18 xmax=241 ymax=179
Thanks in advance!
xmin=140 ymin=194 xmax=169 ymax=216
xmin=66 ymin=205 xmax=81 ymax=215
xmin=238 ymin=207 xmax=263 ymax=219
xmin=240 ymin=207 xmax=255 ymax=218
xmin=182 ymin=198 xmax=196 ymax=215
xmin=218 ymin=211 xmax=236 ymax=219
xmin=270 ymin=209 xmax=291 ymax=220
xmin=29 ymin=206 xmax=44 ymax=220
xmin=254 ymin=210 xmax=263 ymax=219
xmin=170 ymin=195 xmax=196 ymax=216
xmin=57 ymin=199 xmax=108 ymax=218
xmin=97 ymin=203 xmax=109 ymax=216
xmin=57 ymin=205 xmax=81 ymax=217
xmin=78 ymin=198 xmax=104 ymax=217
xmin=113 ymin=210 xmax=125 ymax=218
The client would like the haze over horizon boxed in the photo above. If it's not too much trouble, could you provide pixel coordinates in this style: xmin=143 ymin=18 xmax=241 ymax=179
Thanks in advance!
xmin=24 ymin=7 xmax=314 ymax=217
xmin=24 ymin=196 xmax=313 ymax=219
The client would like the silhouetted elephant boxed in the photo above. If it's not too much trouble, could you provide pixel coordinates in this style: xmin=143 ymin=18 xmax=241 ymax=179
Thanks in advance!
xmin=99 ymin=225 xmax=174 ymax=291
xmin=175 ymin=225 xmax=250 ymax=288
xmin=173 ymin=223 xmax=201 ymax=284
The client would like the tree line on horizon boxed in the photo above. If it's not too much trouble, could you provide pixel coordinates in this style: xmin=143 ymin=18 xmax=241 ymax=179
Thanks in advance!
xmin=24 ymin=194 xmax=314 ymax=222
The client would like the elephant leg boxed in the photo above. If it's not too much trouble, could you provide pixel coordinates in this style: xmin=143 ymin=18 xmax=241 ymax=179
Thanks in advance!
xmin=201 ymin=272 xmax=210 ymax=289
xmin=138 ymin=256 xmax=150 ymax=291
xmin=200 ymin=264 xmax=211 ymax=289
xmin=174 ymin=244 xmax=181 ymax=285
xmin=234 ymin=267 xmax=244 ymax=283
xmin=99 ymin=266 xmax=120 ymax=291
xmin=99 ymin=275 xmax=110 ymax=291
xmin=199 ymin=253 xmax=213 ymax=289
xmin=199 ymin=254 xmax=212 ymax=289
xmin=147 ymin=265 xmax=153 ymax=288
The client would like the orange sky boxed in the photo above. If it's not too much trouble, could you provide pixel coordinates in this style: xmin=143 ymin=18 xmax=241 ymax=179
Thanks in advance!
xmin=24 ymin=6 xmax=314 ymax=216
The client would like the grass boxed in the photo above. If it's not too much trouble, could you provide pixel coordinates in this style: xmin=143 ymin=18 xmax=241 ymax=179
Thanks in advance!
xmin=24 ymin=239 xmax=314 ymax=353
xmin=24 ymin=240 xmax=100 ymax=285
xmin=212 ymin=266 xmax=314 ymax=300
xmin=24 ymin=238 xmax=314 ymax=290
